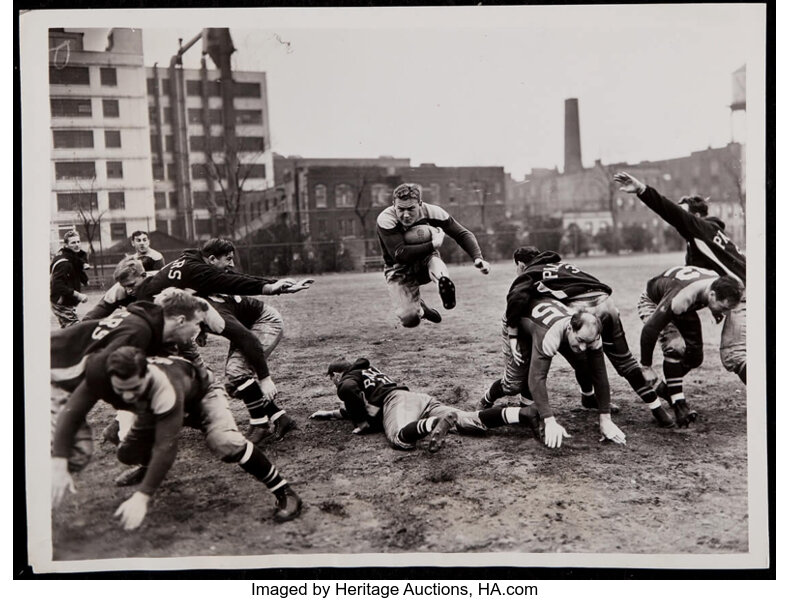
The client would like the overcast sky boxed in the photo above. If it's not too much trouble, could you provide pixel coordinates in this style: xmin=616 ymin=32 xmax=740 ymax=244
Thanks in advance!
xmin=70 ymin=5 xmax=764 ymax=177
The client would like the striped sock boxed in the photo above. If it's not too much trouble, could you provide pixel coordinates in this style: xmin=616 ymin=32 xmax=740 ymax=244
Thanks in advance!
xmin=234 ymin=379 xmax=271 ymax=426
xmin=238 ymin=441 xmax=287 ymax=493
xmin=396 ymin=417 xmax=438 ymax=446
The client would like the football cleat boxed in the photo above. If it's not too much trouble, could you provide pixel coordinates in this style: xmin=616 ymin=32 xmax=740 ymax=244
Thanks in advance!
xmin=101 ymin=420 xmax=121 ymax=446
xmin=580 ymin=393 xmax=620 ymax=414
xmin=272 ymin=485 xmax=303 ymax=523
xmin=115 ymin=465 xmax=147 ymax=487
xmin=246 ymin=422 xmax=272 ymax=445
xmin=428 ymin=412 xmax=458 ymax=453
xmin=271 ymin=413 xmax=297 ymax=441
xmin=476 ymin=397 xmax=495 ymax=411
xmin=651 ymin=405 xmax=676 ymax=428
xmin=671 ymin=399 xmax=698 ymax=428
xmin=437 ymin=276 xmax=456 ymax=310
xmin=420 ymin=301 xmax=442 ymax=323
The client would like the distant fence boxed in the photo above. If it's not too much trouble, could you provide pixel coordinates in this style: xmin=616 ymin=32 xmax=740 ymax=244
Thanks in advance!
xmin=81 ymin=229 xmax=691 ymax=290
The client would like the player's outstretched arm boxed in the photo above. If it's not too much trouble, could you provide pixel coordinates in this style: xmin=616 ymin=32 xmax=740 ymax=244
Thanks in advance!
xmin=51 ymin=457 xmax=76 ymax=508
xmin=114 ymin=491 xmax=150 ymax=530
xmin=310 ymin=407 xmax=345 ymax=420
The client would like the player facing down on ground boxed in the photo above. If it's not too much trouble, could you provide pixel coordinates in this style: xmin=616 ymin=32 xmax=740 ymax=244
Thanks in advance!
xmin=637 ymin=265 xmax=744 ymax=427
xmin=376 ymin=183 xmax=490 ymax=327
xmin=480 ymin=297 xmax=628 ymax=449
xmin=52 ymin=347 xmax=301 ymax=529
xmin=315 ymin=359 xmax=541 ymax=453
xmin=484 ymin=246 xmax=675 ymax=428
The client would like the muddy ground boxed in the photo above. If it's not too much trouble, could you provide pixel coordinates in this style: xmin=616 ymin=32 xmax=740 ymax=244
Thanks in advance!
xmin=49 ymin=251 xmax=748 ymax=561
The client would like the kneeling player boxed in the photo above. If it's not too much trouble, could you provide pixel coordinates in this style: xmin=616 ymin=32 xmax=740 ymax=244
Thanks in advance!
xmin=637 ymin=266 xmax=743 ymax=427
xmin=51 ymin=347 xmax=302 ymax=529
xmin=376 ymin=183 xmax=490 ymax=327
xmin=315 ymin=358 xmax=541 ymax=453
xmin=481 ymin=298 xmax=627 ymax=448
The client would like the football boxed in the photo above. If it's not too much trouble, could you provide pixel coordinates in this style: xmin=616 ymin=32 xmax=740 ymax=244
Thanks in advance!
xmin=403 ymin=224 xmax=433 ymax=244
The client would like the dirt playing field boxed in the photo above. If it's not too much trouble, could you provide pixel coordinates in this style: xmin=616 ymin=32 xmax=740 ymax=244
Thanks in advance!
xmin=50 ymin=251 xmax=749 ymax=560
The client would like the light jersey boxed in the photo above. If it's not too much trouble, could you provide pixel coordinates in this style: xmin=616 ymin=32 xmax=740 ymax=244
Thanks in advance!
xmin=517 ymin=298 xmax=606 ymax=419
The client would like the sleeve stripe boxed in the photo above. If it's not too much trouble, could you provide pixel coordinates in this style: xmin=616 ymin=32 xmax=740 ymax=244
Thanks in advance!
xmin=694 ymin=239 xmax=743 ymax=285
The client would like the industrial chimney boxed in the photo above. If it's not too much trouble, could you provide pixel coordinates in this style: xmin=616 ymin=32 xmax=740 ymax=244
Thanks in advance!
xmin=564 ymin=98 xmax=583 ymax=174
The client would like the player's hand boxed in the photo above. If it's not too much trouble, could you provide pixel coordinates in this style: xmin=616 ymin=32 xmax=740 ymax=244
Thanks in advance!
xmin=599 ymin=413 xmax=626 ymax=445
xmin=114 ymin=491 xmax=150 ymax=531
xmin=640 ymin=365 xmax=659 ymax=387
xmin=268 ymin=279 xmax=297 ymax=294
xmin=282 ymin=279 xmax=314 ymax=293
xmin=613 ymin=171 xmax=646 ymax=195
xmin=543 ymin=417 xmax=571 ymax=449
xmin=474 ymin=258 xmax=491 ymax=275
xmin=431 ymin=227 xmax=446 ymax=249
xmin=259 ymin=376 xmax=278 ymax=402
xmin=310 ymin=409 xmax=342 ymax=420
xmin=75 ymin=292 xmax=89 ymax=303
xmin=509 ymin=337 xmax=523 ymax=365
xmin=52 ymin=457 xmax=76 ymax=508
xmin=352 ymin=421 xmax=373 ymax=435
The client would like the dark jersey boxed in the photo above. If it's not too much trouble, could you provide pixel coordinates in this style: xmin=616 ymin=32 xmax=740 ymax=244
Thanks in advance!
xmin=518 ymin=298 xmax=609 ymax=418
xmin=505 ymin=251 xmax=612 ymax=328
xmin=376 ymin=202 xmax=482 ymax=267
xmin=50 ymin=247 xmax=88 ymax=305
xmin=133 ymin=248 xmax=165 ymax=272
xmin=51 ymin=302 xmax=165 ymax=391
xmin=640 ymin=265 xmax=718 ymax=365
xmin=638 ymin=186 xmax=745 ymax=285
xmin=139 ymin=249 xmax=276 ymax=300
xmin=53 ymin=355 xmax=201 ymax=496
xmin=335 ymin=358 xmax=408 ymax=426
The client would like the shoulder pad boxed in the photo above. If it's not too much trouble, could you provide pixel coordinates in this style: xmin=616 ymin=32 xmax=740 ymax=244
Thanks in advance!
xmin=422 ymin=203 xmax=450 ymax=221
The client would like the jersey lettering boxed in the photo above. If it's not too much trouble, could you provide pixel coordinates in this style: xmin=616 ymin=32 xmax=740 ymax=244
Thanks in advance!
xmin=167 ymin=259 xmax=186 ymax=280
xmin=90 ymin=315 xmax=126 ymax=340
xmin=361 ymin=367 xmax=395 ymax=389
xmin=531 ymin=302 xmax=566 ymax=326
xmin=147 ymin=356 xmax=174 ymax=366
xmin=662 ymin=266 xmax=703 ymax=281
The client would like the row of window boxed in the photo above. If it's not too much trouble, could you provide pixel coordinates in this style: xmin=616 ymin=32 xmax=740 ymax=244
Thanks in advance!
xmin=146 ymin=78 xmax=261 ymax=98
xmin=149 ymin=133 xmax=265 ymax=155
xmin=55 ymin=161 xmax=123 ymax=179
xmin=51 ymin=97 xmax=119 ymax=118
xmin=152 ymin=161 xmax=266 ymax=181
xmin=148 ymin=106 xmax=264 ymax=127
xmin=53 ymin=129 xmax=122 ymax=149
xmin=58 ymin=222 xmax=128 ymax=242
xmin=56 ymin=191 xmax=126 ymax=212
xmin=49 ymin=65 xmax=118 ymax=86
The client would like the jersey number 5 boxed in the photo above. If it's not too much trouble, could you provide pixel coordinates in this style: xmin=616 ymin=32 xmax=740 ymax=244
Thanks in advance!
xmin=531 ymin=302 xmax=566 ymax=326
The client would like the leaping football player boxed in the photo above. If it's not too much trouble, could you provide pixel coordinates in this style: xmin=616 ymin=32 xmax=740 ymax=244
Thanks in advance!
xmin=313 ymin=358 xmax=541 ymax=453
xmin=481 ymin=246 xmax=675 ymax=428
xmin=480 ymin=297 xmax=628 ymax=449
xmin=376 ymin=183 xmax=491 ymax=328
xmin=52 ymin=346 xmax=302 ymax=530
xmin=637 ymin=265 xmax=744 ymax=427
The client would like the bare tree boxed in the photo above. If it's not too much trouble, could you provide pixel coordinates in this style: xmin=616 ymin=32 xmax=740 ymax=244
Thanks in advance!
xmin=352 ymin=174 xmax=371 ymax=237
xmin=71 ymin=176 xmax=106 ymax=257
xmin=593 ymin=163 xmax=621 ymax=254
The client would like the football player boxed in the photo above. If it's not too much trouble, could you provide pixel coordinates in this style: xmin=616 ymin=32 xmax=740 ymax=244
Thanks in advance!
xmin=615 ymin=172 xmax=746 ymax=383
xmin=129 ymin=230 xmax=165 ymax=272
xmin=137 ymin=238 xmax=313 ymax=443
xmin=481 ymin=246 xmax=675 ymax=428
xmin=481 ymin=297 xmax=627 ymax=448
xmin=50 ymin=229 xmax=90 ymax=328
xmin=315 ymin=358 xmax=541 ymax=453
xmin=52 ymin=346 xmax=301 ymax=529
xmin=376 ymin=183 xmax=491 ymax=327
xmin=84 ymin=257 xmax=150 ymax=320
xmin=637 ymin=265 xmax=743 ymax=426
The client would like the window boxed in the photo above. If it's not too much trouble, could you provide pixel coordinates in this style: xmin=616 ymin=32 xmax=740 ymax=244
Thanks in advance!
xmin=108 ymin=191 xmax=125 ymax=210
xmin=235 ymin=110 xmax=263 ymax=125
xmin=110 ymin=222 xmax=127 ymax=241
xmin=335 ymin=184 xmax=354 ymax=207
xmin=169 ymin=192 xmax=179 ymax=208
xmin=104 ymin=130 xmax=121 ymax=148
xmin=49 ymin=66 xmax=90 ymax=85
xmin=55 ymin=161 xmax=95 ymax=179
xmin=152 ymin=163 xmax=164 ymax=180
xmin=53 ymin=130 xmax=94 ymax=148
xmin=106 ymin=161 xmax=123 ymax=179
xmin=237 ymin=137 xmax=265 ymax=152
xmin=195 ymin=219 xmax=213 ymax=235
xmin=102 ymin=99 xmax=119 ymax=118
xmin=154 ymin=192 xmax=167 ymax=209
xmin=155 ymin=219 xmax=168 ymax=234
xmin=167 ymin=163 xmax=178 ymax=181
xmin=147 ymin=78 xmax=170 ymax=95
xmin=241 ymin=164 xmax=266 ymax=179
xmin=371 ymin=184 xmax=390 ymax=206
xmin=317 ymin=219 xmax=327 ymax=237
xmin=314 ymin=185 xmax=328 ymax=208
xmin=148 ymin=106 xmax=158 ymax=125
xmin=165 ymin=135 xmax=174 ymax=152
xmin=186 ymin=80 xmax=221 ymax=96
xmin=56 ymin=192 xmax=97 ymax=212
xmin=234 ymin=81 xmax=261 ymax=97
xmin=100 ymin=67 xmax=117 ymax=86
xmin=51 ymin=98 xmax=92 ymax=117
xmin=187 ymin=108 xmax=223 ymax=125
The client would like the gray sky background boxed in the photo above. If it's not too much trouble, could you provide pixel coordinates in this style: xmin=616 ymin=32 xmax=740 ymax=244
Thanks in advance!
xmin=71 ymin=5 xmax=765 ymax=177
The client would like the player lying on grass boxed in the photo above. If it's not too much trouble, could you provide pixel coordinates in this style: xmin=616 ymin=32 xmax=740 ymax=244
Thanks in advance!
xmin=480 ymin=297 xmax=627 ymax=449
xmin=125 ymin=238 xmax=312 ymax=443
xmin=481 ymin=246 xmax=675 ymax=428
xmin=637 ymin=265 xmax=744 ymax=427
xmin=615 ymin=171 xmax=746 ymax=383
xmin=376 ymin=183 xmax=490 ymax=328
xmin=51 ymin=288 xmax=211 ymax=473
xmin=314 ymin=358 xmax=541 ymax=453
xmin=51 ymin=346 xmax=302 ymax=530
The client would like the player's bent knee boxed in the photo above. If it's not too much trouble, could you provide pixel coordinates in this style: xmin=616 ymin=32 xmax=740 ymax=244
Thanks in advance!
xmin=399 ymin=311 xmax=421 ymax=328
xmin=206 ymin=431 xmax=247 ymax=462
xmin=117 ymin=442 xmax=147 ymax=466
xmin=685 ymin=348 xmax=704 ymax=369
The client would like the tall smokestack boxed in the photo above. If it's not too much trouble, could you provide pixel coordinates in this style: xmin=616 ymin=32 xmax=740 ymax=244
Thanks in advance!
xmin=564 ymin=98 xmax=583 ymax=174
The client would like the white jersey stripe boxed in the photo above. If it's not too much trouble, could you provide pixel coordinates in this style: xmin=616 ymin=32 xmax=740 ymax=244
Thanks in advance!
xmin=51 ymin=355 xmax=89 ymax=383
